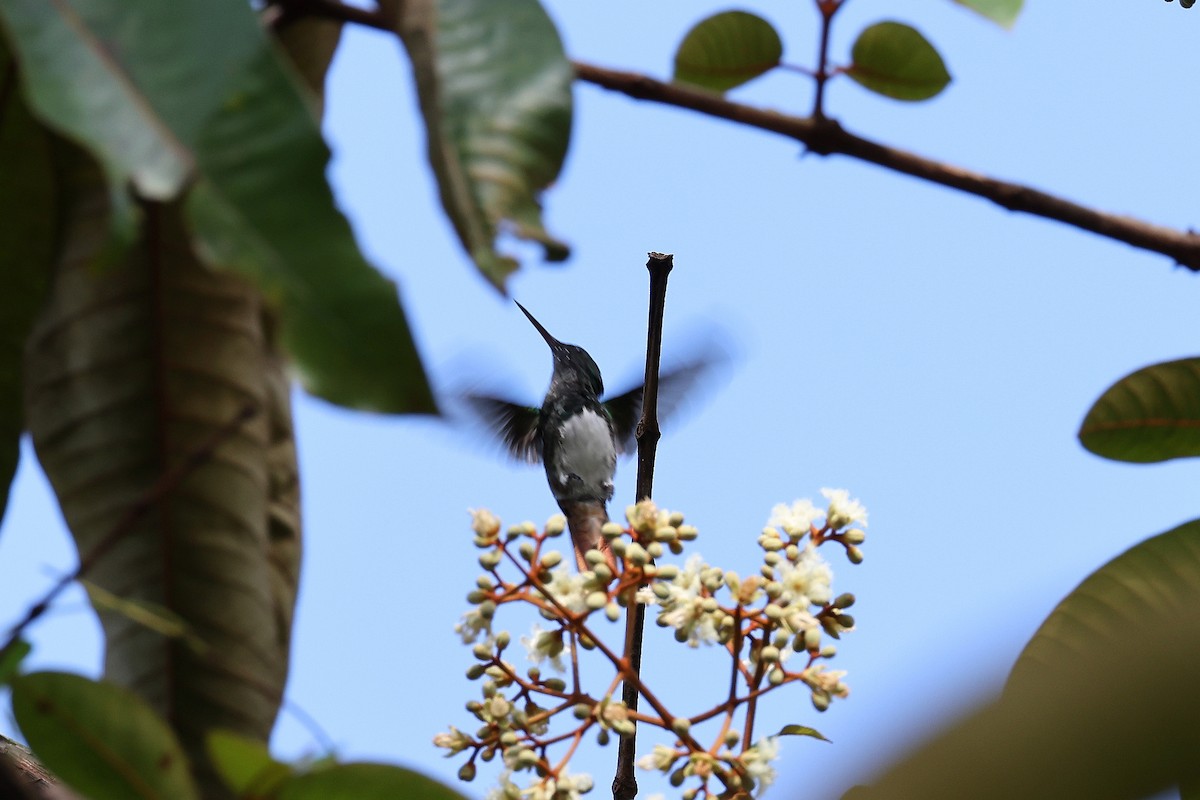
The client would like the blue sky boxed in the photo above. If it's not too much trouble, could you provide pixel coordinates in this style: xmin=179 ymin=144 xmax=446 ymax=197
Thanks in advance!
xmin=1 ymin=2 xmax=1196 ymax=798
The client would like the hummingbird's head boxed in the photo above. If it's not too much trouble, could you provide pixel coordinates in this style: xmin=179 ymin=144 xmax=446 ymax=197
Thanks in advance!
xmin=515 ymin=301 xmax=605 ymax=397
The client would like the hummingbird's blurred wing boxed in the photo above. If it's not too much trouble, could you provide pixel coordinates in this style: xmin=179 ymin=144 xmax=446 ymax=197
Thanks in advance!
xmin=603 ymin=355 xmax=721 ymax=455
xmin=463 ymin=394 xmax=544 ymax=464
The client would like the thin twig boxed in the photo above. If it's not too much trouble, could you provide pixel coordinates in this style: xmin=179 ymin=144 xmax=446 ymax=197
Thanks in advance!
xmin=573 ymin=61 xmax=1200 ymax=271
xmin=0 ymin=404 xmax=259 ymax=666
xmin=613 ymin=253 xmax=674 ymax=800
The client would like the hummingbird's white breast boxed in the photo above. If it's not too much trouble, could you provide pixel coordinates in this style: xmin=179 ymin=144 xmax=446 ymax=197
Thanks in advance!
xmin=556 ymin=408 xmax=617 ymax=500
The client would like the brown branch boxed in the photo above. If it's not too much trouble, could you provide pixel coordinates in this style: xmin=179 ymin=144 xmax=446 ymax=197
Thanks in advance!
xmin=573 ymin=61 xmax=1200 ymax=272
xmin=612 ymin=253 xmax=674 ymax=800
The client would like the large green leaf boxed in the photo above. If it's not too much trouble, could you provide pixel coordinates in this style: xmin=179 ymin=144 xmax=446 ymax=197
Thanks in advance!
xmin=24 ymin=151 xmax=292 ymax=795
xmin=845 ymin=22 xmax=952 ymax=102
xmin=672 ymin=10 xmax=783 ymax=93
xmin=279 ymin=763 xmax=469 ymax=800
xmin=0 ymin=0 xmax=435 ymax=413
xmin=0 ymin=41 xmax=55 ymax=530
xmin=389 ymin=0 xmax=572 ymax=291
xmin=1078 ymin=357 xmax=1200 ymax=463
xmin=1008 ymin=520 xmax=1200 ymax=695
xmin=207 ymin=730 xmax=292 ymax=796
xmin=951 ymin=0 xmax=1024 ymax=29
xmin=12 ymin=671 xmax=199 ymax=800
xmin=847 ymin=526 xmax=1200 ymax=798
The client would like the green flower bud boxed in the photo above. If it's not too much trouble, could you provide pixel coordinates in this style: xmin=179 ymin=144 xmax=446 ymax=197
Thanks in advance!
xmin=626 ymin=543 xmax=650 ymax=566
xmin=472 ymin=643 xmax=492 ymax=660
xmin=723 ymin=729 xmax=740 ymax=747
xmin=466 ymin=663 xmax=487 ymax=680
xmin=760 ymin=645 xmax=780 ymax=663
xmin=478 ymin=600 xmax=496 ymax=620
xmin=586 ymin=591 xmax=608 ymax=610
xmin=539 ymin=551 xmax=563 ymax=569
xmin=466 ymin=589 xmax=488 ymax=605
xmin=611 ymin=538 xmax=628 ymax=557
xmin=458 ymin=762 xmax=477 ymax=781
xmin=765 ymin=581 xmax=783 ymax=599
xmin=812 ymin=689 xmax=831 ymax=712
xmin=668 ymin=541 xmax=684 ymax=555
xmin=495 ymin=631 xmax=510 ymax=650
xmin=820 ymin=644 xmax=837 ymax=658
xmin=479 ymin=550 xmax=503 ymax=569
xmin=671 ymin=717 xmax=691 ymax=736
xmin=544 ymin=515 xmax=566 ymax=536
xmin=597 ymin=728 xmax=611 ymax=746
xmin=668 ymin=511 xmax=685 ymax=527
xmin=836 ymin=613 xmax=855 ymax=629
xmin=476 ymin=575 xmax=495 ymax=589
xmin=843 ymin=529 xmax=866 ymax=545
xmin=518 ymin=541 xmax=536 ymax=561
xmin=544 ymin=678 xmax=566 ymax=692
xmin=764 ymin=603 xmax=784 ymax=621
xmin=601 ymin=521 xmax=626 ymax=539
xmin=656 ymin=564 xmax=680 ymax=580
xmin=769 ymin=666 xmax=785 ymax=685
xmin=670 ymin=767 xmax=687 ymax=787
xmin=573 ymin=703 xmax=593 ymax=719
xmin=834 ymin=592 xmax=856 ymax=609
xmin=605 ymin=602 xmax=621 ymax=622
xmin=847 ymin=545 xmax=864 ymax=564
xmin=647 ymin=541 xmax=664 ymax=559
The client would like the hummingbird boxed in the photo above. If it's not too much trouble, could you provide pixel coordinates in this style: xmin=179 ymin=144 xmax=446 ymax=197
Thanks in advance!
xmin=466 ymin=301 xmax=716 ymax=570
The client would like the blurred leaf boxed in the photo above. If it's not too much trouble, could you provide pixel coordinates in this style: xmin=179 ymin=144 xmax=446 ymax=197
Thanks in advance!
xmin=0 ymin=0 xmax=435 ymax=413
xmin=279 ymin=763 xmax=469 ymax=800
xmin=389 ymin=0 xmax=572 ymax=291
xmin=849 ymin=554 xmax=1200 ymax=799
xmin=673 ymin=10 xmax=783 ymax=92
xmin=208 ymin=730 xmax=292 ymax=796
xmin=24 ymin=160 xmax=287 ymax=794
xmin=846 ymin=21 xmax=951 ymax=101
xmin=1008 ymin=519 xmax=1200 ymax=695
xmin=0 ymin=43 xmax=56 ymax=530
xmin=1078 ymin=357 xmax=1200 ymax=463
xmin=777 ymin=724 xmax=830 ymax=742
xmin=951 ymin=0 xmax=1023 ymax=28
xmin=0 ymin=639 xmax=32 ymax=686
xmin=12 ymin=671 xmax=199 ymax=800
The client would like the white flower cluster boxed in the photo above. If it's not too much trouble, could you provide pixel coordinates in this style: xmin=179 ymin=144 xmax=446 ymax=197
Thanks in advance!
xmin=438 ymin=491 xmax=868 ymax=799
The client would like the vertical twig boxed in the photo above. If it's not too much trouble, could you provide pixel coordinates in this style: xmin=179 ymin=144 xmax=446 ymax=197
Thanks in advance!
xmin=613 ymin=252 xmax=674 ymax=800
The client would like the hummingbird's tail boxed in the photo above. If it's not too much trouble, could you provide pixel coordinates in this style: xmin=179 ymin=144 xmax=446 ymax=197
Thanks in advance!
xmin=558 ymin=499 xmax=615 ymax=571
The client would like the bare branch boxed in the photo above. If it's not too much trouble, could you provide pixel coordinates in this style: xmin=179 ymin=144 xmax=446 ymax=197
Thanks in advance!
xmin=573 ymin=61 xmax=1200 ymax=272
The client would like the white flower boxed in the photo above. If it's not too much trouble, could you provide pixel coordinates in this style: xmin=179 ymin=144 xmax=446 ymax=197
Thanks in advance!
xmin=521 ymin=623 xmax=570 ymax=673
xmin=637 ymin=744 xmax=680 ymax=773
xmin=820 ymin=488 xmax=868 ymax=529
xmin=432 ymin=726 xmax=471 ymax=754
xmin=775 ymin=546 xmax=834 ymax=608
xmin=470 ymin=508 xmax=502 ymax=539
xmin=526 ymin=769 xmax=594 ymax=800
xmin=455 ymin=607 xmax=491 ymax=643
xmin=656 ymin=554 xmax=721 ymax=647
xmin=540 ymin=568 xmax=589 ymax=614
xmin=740 ymin=736 xmax=780 ymax=789
xmin=768 ymin=499 xmax=822 ymax=537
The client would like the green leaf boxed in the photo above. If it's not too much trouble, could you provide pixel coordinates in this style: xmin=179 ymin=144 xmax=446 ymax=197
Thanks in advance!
xmin=0 ymin=0 xmax=435 ymax=413
xmin=1078 ymin=357 xmax=1200 ymax=463
xmin=846 ymin=22 xmax=952 ymax=102
xmin=853 ymin=539 xmax=1200 ymax=798
xmin=673 ymin=10 xmax=783 ymax=92
xmin=207 ymin=730 xmax=292 ymax=796
xmin=11 ymin=671 xmax=199 ymax=800
xmin=389 ymin=0 xmax=572 ymax=291
xmin=0 ymin=639 xmax=32 ymax=686
xmin=24 ymin=161 xmax=290 ymax=794
xmin=777 ymin=723 xmax=831 ymax=742
xmin=951 ymin=0 xmax=1023 ymax=29
xmin=0 ymin=42 xmax=55 ymax=529
xmin=1008 ymin=519 xmax=1200 ymax=696
xmin=279 ymin=763 xmax=470 ymax=800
